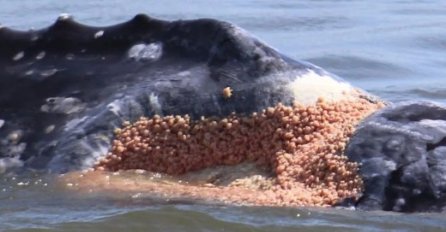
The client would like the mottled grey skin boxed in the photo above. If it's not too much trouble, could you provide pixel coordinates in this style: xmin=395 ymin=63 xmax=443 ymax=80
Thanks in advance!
xmin=346 ymin=101 xmax=446 ymax=212
xmin=0 ymin=14 xmax=335 ymax=173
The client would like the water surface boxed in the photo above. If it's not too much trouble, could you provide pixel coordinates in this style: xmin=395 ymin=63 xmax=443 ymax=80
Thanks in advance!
xmin=1 ymin=0 xmax=446 ymax=231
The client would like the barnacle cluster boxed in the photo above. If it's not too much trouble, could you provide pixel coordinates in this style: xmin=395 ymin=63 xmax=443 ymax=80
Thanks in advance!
xmin=94 ymin=97 xmax=383 ymax=206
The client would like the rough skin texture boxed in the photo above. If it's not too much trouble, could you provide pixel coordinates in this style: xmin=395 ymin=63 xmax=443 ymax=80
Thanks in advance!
xmin=93 ymin=98 xmax=383 ymax=207
xmin=346 ymin=101 xmax=446 ymax=212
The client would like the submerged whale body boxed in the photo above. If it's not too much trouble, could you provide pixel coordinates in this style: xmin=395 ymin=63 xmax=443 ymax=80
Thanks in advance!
xmin=0 ymin=14 xmax=445 ymax=212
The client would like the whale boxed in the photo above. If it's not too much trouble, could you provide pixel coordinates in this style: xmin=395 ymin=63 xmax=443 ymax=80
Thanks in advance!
xmin=1 ymin=14 xmax=445 ymax=212
xmin=0 ymin=14 xmax=377 ymax=171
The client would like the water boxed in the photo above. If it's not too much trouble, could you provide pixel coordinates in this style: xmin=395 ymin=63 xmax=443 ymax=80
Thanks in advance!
xmin=1 ymin=0 xmax=446 ymax=231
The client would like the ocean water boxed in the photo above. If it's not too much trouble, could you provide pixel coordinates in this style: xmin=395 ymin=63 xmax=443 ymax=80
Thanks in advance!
xmin=1 ymin=0 xmax=446 ymax=231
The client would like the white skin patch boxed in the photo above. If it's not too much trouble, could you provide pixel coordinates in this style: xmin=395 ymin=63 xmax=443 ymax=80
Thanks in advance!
xmin=94 ymin=30 xmax=104 ymax=39
xmin=25 ymin=70 xmax=34 ymax=76
xmin=107 ymin=100 xmax=122 ymax=116
xmin=177 ymin=71 xmax=191 ymax=77
xmin=41 ymin=97 xmax=86 ymax=114
xmin=36 ymin=51 xmax=46 ymax=60
xmin=0 ymin=156 xmax=24 ymax=174
xmin=80 ymin=138 xmax=110 ymax=169
xmin=45 ymin=125 xmax=56 ymax=134
xmin=58 ymin=13 xmax=71 ymax=21
xmin=149 ymin=93 xmax=162 ymax=114
xmin=66 ymin=53 xmax=75 ymax=60
xmin=31 ymin=34 xmax=39 ymax=41
xmin=128 ymin=43 xmax=163 ymax=62
xmin=286 ymin=70 xmax=355 ymax=105
xmin=64 ymin=116 xmax=88 ymax=132
xmin=419 ymin=119 xmax=446 ymax=135
xmin=12 ymin=51 xmax=24 ymax=61
xmin=40 ymin=69 xmax=58 ymax=77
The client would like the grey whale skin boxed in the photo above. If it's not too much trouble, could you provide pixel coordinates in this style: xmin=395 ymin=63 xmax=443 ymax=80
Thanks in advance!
xmin=0 ymin=14 xmax=306 ymax=171
xmin=346 ymin=101 xmax=446 ymax=212
xmin=0 ymin=14 xmax=444 ymax=212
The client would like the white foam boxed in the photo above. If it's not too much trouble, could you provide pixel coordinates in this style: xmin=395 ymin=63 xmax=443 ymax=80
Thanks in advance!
xmin=128 ymin=42 xmax=163 ymax=62
xmin=286 ymin=70 xmax=354 ymax=105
